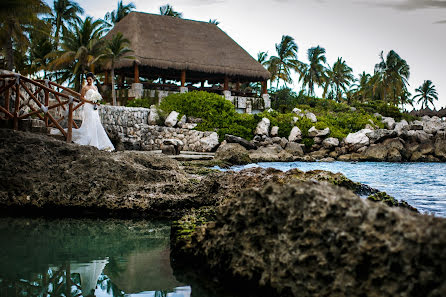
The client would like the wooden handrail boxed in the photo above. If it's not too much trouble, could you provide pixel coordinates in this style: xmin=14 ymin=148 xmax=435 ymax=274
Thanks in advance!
xmin=0 ymin=73 xmax=82 ymax=142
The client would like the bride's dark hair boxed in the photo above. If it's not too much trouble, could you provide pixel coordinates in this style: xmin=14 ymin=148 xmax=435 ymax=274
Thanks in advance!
xmin=85 ymin=72 xmax=95 ymax=79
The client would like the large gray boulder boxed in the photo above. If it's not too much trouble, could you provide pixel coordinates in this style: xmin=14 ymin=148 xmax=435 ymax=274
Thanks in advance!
xmin=344 ymin=129 xmax=372 ymax=150
xmin=381 ymin=116 xmax=396 ymax=129
xmin=270 ymin=126 xmax=279 ymax=137
xmin=249 ymin=145 xmax=283 ymax=162
xmin=224 ymin=134 xmax=256 ymax=150
xmin=322 ymin=137 xmax=339 ymax=149
xmin=147 ymin=105 xmax=159 ymax=125
xmin=255 ymin=117 xmax=270 ymax=136
xmin=308 ymin=126 xmax=330 ymax=137
xmin=434 ymin=135 xmax=446 ymax=160
xmin=284 ymin=142 xmax=304 ymax=156
xmin=165 ymin=111 xmax=179 ymax=127
xmin=394 ymin=120 xmax=409 ymax=136
xmin=176 ymin=181 xmax=446 ymax=297
xmin=362 ymin=144 xmax=388 ymax=161
xmin=366 ymin=129 xmax=397 ymax=144
xmin=200 ymin=132 xmax=219 ymax=151
xmin=214 ymin=142 xmax=251 ymax=165
xmin=305 ymin=112 xmax=317 ymax=123
xmin=404 ymin=130 xmax=432 ymax=143
xmin=423 ymin=119 xmax=444 ymax=135
xmin=409 ymin=120 xmax=424 ymax=131
xmin=288 ymin=126 xmax=302 ymax=142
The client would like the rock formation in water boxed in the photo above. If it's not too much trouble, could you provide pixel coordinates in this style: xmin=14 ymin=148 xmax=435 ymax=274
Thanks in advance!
xmin=171 ymin=181 xmax=446 ymax=297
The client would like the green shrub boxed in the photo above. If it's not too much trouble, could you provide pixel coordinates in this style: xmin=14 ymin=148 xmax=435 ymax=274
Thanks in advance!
xmin=301 ymin=137 xmax=314 ymax=149
xmin=159 ymin=91 xmax=257 ymax=141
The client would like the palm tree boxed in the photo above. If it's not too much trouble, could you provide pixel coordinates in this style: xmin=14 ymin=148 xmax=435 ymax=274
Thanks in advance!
xmin=99 ymin=32 xmax=134 ymax=106
xmin=374 ymin=50 xmax=410 ymax=106
xmin=104 ymin=1 xmax=135 ymax=27
xmin=50 ymin=17 xmax=105 ymax=90
xmin=209 ymin=19 xmax=220 ymax=25
xmin=265 ymin=35 xmax=299 ymax=89
xmin=413 ymin=80 xmax=438 ymax=109
xmin=351 ymin=71 xmax=372 ymax=102
xmin=159 ymin=4 xmax=183 ymax=18
xmin=298 ymin=46 xmax=327 ymax=96
xmin=47 ymin=0 xmax=84 ymax=49
xmin=257 ymin=51 xmax=268 ymax=66
xmin=329 ymin=57 xmax=354 ymax=102
xmin=0 ymin=0 xmax=50 ymax=70
xmin=28 ymin=21 xmax=54 ymax=78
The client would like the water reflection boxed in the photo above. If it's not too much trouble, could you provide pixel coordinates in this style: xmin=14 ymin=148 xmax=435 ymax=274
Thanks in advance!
xmin=0 ymin=217 xmax=186 ymax=297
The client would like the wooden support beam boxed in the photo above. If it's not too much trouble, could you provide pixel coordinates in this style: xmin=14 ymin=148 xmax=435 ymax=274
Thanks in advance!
xmin=181 ymin=70 xmax=186 ymax=87
xmin=224 ymin=76 xmax=229 ymax=91
xmin=5 ymin=88 xmax=10 ymax=115
xmin=0 ymin=106 xmax=13 ymax=118
xmin=44 ymin=90 xmax=49 ymax=126
xmin=67 ymin=101 xmax=73 ymax=143
xmin=13 ymin=83 xmax=20 ymax=130
xmin=134 ymin=63 xmax=140 ymax=83
xmin=235 ymin=81 xmax=240 ymax=91
xmin=262 ymin=81 xmax=268 ymax=94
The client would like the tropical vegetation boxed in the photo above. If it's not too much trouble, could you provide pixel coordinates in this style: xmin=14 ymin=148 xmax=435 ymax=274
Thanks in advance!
xmin=0 ymin=0 xmax=440 ymax=113
xmin=413 ymin=80 xmax=438 ymax=109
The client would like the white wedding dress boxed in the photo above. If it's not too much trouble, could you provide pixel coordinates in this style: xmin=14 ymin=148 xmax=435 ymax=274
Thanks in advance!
xmin=70 ymin=89 xmax=115 ymax=151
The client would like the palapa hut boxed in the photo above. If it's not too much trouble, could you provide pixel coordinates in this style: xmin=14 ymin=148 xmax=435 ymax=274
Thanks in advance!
xmin=102 ymin=11 xmax=271 ymax=112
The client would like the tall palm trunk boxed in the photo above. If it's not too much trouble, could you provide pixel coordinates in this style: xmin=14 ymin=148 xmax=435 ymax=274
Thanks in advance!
xmin=6 ymin=24 xmax=14 ymax=71
xmin=111 ymin=63 xmax=116 ymax=106
xmin=276 ymin=64 xmax=282 ymax=89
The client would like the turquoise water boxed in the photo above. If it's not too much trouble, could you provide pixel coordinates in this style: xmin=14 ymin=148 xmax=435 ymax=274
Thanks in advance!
xmin=0 ymin=218 xmax=187 ymax=297
xmin=225 ymin=162 xmax=446 ymax=217
xmin=0 ymin=217 xmax=251 ymax=297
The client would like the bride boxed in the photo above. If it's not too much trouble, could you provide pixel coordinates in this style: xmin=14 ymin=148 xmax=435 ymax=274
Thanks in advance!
xmin=71 ymin=72 xmax=115 ymax=151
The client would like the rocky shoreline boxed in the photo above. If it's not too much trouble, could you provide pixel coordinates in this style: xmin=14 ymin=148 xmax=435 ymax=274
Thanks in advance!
xmin=1 ymin=128 xmax=445 ymax=296
xmin=215 ymin=113 xmax=446 ymax=164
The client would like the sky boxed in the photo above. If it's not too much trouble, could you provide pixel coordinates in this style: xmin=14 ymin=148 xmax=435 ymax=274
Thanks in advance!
xmin=48 ymin=0 xmax=446 ymax=110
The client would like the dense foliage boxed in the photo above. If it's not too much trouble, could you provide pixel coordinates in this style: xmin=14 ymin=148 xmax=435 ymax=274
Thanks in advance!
xmin=159 ymin=91 xmax=258 ymax=141
xmin=141 ymin=91 xmax=409 ymax=142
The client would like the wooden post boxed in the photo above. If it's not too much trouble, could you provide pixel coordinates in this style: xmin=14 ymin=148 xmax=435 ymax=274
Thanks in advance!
xmin=235 ymin=81 xmax=240 ymax=91
xmin=134 ymin=63 xmax=140 ymax=83
xmin=67 ymin=101 xmax=73 ymax=143
xmin=224 ymin=75 xmax=229 ymax=91
xmin=181 ymin=70 xmax=186 ymax=87
xmin=44 ymin=89 xmax=49 ymax=126
xmin=5 ymin=88 xmax=10 ymax=115
xmin=13 ymin=84 xmax=20 ymax=130
xmin=262 ymin=81 xmax=268 ymax=94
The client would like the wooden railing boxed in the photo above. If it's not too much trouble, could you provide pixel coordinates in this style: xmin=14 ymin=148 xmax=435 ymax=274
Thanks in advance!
xmin=0 ymin=74 xmax=85 ymax=143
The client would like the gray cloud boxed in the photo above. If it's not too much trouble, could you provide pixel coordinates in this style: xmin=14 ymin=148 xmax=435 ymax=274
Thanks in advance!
xmin=374 ymin=0 xmax=446 ymax=10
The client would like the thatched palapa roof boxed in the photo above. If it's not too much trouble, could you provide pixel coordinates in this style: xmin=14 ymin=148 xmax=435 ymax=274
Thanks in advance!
xmin=103 ymin=12 xmax=270 ymax=82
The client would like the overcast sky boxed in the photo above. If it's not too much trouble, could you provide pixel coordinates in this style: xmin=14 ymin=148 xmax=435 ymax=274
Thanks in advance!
xmin=54 ymin=0 xmax=446 ymax=109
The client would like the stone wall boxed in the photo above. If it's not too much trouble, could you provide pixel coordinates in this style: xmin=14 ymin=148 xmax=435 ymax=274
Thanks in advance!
xmin=98 ymin=105 xmax=219 ymax=152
